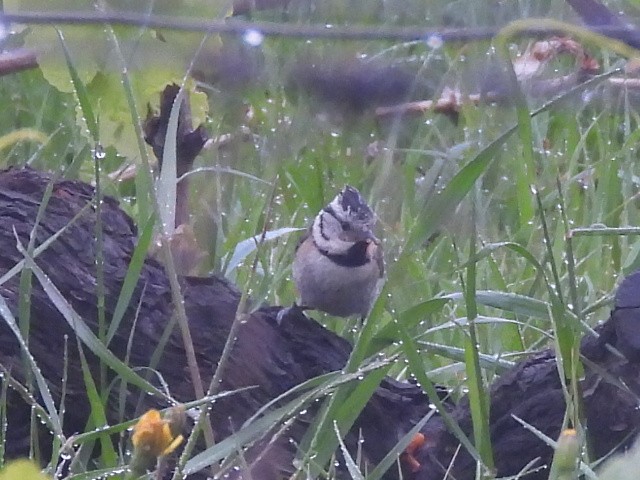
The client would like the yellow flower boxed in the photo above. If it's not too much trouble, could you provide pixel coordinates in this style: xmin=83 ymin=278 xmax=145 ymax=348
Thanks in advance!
xmin=132 ymin=409 xmax=184 ymax=457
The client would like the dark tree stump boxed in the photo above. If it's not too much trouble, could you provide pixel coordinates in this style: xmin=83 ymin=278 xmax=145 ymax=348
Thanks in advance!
xmin=0 ymin=167 xmax=639 ymax=480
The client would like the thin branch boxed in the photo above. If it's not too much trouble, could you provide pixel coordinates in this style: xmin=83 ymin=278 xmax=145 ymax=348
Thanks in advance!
xmin=3 ymin=10 xmax=640 ymax=44
xmin=0 ymin=49 xmax=38 ymax=76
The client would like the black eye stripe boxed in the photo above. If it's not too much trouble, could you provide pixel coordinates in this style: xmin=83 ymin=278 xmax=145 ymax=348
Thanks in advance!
xmin=319 ymin=212 xmax=330 ymax=241
xmin=324 ymin=206 xmax=352 ymax=231
xmin=323 ymin=206 xmax=340 ymax=220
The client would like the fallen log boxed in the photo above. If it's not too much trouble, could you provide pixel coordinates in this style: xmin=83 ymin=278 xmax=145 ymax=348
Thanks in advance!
xmin=0 ymin=166 xmax=432 ymax=478
xmin=416 ymin=272 xmax=640 ymax=480
xmin=0 ymin=167 xmax=639 ymax=479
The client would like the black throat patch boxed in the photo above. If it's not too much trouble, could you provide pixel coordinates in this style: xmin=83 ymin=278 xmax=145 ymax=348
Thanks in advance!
xmin=317 ymin=240 xmax=370 ymax=267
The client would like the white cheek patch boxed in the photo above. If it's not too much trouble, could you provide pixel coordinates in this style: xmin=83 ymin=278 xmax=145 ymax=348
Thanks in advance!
xmin=312 ymin=213 xmax=354 ymax=255
xmin=328 ymin=195 xmax=345 ymax=215
xmin=329 ymin=237 xmax=356 ymax=254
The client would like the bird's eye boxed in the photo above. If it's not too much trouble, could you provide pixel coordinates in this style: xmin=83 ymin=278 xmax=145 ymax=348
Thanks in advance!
xmin=341 ymin=221 xmax=351 ymax=231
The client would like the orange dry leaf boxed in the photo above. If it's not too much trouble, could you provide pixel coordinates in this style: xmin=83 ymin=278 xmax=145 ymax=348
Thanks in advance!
xmin=514 ymin=37 xmax=599 ymax=80
xmin=401 ymin=432 xmax=426 ymax=473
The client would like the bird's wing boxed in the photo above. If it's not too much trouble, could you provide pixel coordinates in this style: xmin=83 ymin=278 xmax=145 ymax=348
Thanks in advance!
xmin=294 ymin=226 xmax=312 ymax=253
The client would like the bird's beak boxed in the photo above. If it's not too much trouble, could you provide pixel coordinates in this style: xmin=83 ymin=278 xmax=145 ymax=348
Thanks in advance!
xmin=359 ymin=229 xmax=380 ymax=244
xmin=340 ymin=226 xmax=379 ymax=244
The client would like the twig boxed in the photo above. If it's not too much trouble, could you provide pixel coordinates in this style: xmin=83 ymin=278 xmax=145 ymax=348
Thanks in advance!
xmin=3 ymin=10 xmax=640 ymax=44
xmin=0 ymin=48 xmax=38 ymax=76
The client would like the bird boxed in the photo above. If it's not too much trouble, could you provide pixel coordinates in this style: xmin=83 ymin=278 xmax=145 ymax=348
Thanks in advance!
xmin=290 ymin=185 xmax=384 ymax=321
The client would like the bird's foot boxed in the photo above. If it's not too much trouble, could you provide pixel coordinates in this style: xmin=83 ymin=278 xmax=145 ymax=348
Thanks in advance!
xmin=276 ymin=303 xmax=308 ymax=325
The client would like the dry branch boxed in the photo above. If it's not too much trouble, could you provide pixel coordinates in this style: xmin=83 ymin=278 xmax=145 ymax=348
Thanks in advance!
xmin=1 ymin=9 xmax=640 ymax=46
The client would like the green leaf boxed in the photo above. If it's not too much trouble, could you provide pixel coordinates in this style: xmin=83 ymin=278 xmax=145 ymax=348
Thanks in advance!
xmin=76 ymin=341 xmax=117 ymax=467
xmin=184 ymin=371 xmax=344 ymax=475
xmin=182 ymin=167 xmax=272 ymax=186
xmin=0 ymin=459 xmax=50 ymax=480
xmin=299 ymin=363 xmax=391 ymax=478
xmin=417 ymin=340 xmax=515 ymax=372
xmin=365 ymin=298 xmax=450 ymax=356
xmin=396 ymin=321 xmax=482 ymax=464
xmin=70 ymin=388 xmax=249 ymax=448
xmin=334 ymin=421 xmax=365 ymax=480
xmin=0 ymin=294 xmax=63 ymax=439
xmin=443 ymin=291 xmax=551 ymax=319
xmin=107 ymin=214 xmax=156 ymax=345
xmin=462 ymin=219 xmax=494 ymax=472
xmin=56 ymin=28 xmax=98 ymax=141
xmin=184 ymin=401 xmax=295 ymax=475
xmin=366 ymin=411 xmax=436 ymax=480
xmin=184 ymin=365 xmax=386 ymax=475
xmin=224 ymin=227 xmax=305 ymax=275
xmin=156 ymin=86 xmax=182 ymax=236
xmin=403 ymin=132 xmax=506 ymax=255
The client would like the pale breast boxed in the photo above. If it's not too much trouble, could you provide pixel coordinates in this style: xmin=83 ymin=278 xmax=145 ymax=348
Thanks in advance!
xmin=292 ymin=236 xmax=382 ymax=317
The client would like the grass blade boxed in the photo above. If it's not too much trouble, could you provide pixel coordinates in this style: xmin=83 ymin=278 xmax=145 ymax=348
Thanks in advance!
xmin=15 ymin=233 xmax=167 ymax=399
xmin=0 ymin=294 xmax=63 ymax=438
xmin=366 ymin=410 xmax=437 ymax=480
xmin=334 ymin=421 xmax=365 ymax=480
xmin=76 ymin=340 xmax=117 ymax=467
xmin=106 ymin=214 xmax=155 ymax=345
xmin=396 ymin=322 xmax=482 ymax=464
xmin=224 ymin=227 xmax=304 ymax=275
xmin=56 ymin=29 xmax=98 ymax=141
xmin=156 ymin=86 xmax=181 ymax=236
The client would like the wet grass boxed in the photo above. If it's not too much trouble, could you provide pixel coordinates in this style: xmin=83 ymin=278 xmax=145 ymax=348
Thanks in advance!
xmin=1 ymin=0 xmax=640 ymax=478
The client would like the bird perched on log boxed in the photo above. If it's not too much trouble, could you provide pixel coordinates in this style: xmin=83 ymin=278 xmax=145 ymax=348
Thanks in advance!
xmin=291 ymin=186 xmax=384 ymax=321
